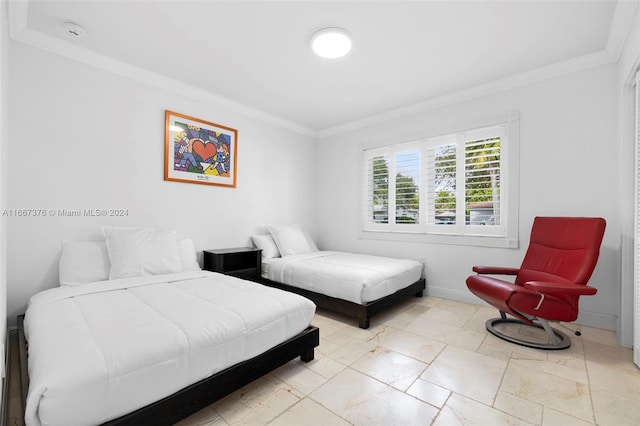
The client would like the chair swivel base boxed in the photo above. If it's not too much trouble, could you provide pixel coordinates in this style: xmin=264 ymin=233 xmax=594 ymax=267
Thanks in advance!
xmin=485 ymin=318 xmax=571 ymax=350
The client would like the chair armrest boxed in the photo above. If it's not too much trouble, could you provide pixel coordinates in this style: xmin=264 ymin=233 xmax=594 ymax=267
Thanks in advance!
xmin=472 ymin=266 xmax=520 ymax=275
xmin=523 ymin=281 xmax=598 ymax=296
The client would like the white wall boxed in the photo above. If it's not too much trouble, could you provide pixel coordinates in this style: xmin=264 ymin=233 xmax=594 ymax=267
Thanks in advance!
xmin=5 ymin=42 xmax=317 ymax=326
xmin=316 ymin=63 xmax=620 ymax=330
xmin=0 ymin=0 xmax=8 ymax=377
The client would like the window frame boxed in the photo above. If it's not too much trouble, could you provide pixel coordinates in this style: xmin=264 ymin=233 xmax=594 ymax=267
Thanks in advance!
xmin=360 ymin=111 xmax=519 ymax=248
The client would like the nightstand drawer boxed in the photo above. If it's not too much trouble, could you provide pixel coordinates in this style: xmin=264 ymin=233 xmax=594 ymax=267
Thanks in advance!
xmin=203 ymin=247 xmax=262 ymax=281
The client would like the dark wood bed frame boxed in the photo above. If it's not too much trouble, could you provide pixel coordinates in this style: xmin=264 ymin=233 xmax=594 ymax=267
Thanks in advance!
xmin=17 ymin=315 xmax=319 ymax=426
xmin=259 ymin=278 xmax=426 ymax=329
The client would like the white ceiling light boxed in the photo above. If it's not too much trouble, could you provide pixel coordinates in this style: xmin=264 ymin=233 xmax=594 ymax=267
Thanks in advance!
xmin=310 ymin=28 xmax=352 ymax=59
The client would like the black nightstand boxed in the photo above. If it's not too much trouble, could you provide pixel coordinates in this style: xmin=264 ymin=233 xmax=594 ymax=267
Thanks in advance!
xmin=203 ymin=247 xmax=262 ymax=281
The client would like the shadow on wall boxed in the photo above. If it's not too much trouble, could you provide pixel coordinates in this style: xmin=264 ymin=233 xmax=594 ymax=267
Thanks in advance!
xmin=7 ymin=252 xmax=59 ymax=328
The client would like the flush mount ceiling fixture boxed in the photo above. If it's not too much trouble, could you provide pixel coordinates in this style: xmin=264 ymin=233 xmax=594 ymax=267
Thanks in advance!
xmin=310 ymin=27 xmax=352 ymax=59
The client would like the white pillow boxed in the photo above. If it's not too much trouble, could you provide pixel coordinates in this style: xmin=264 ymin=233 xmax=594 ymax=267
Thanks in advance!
xmin=59 ymin=241 xmax=111 ymax=286
xmin=103 ymin=227 xmax=183 ymax=279
xmin=268 ymin=224 xmax=312 ymax=257
xmin=177 ymin=237 xmax=201 ymax=271
xmin=251 ymin=234 xmax=281 ymax=259
xmin=59 ymin=235 xmax=199 ymax=286
xmin=304 ymin=232 xmax=319 ymax=252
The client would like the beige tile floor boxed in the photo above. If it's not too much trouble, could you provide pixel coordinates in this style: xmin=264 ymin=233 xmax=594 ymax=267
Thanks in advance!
xmin=7 ymin=296 xmax=640 ymax=425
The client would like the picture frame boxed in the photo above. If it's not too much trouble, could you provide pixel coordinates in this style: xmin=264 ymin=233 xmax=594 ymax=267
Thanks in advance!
xmin=164 ymin=110 xmax=238 ymax=187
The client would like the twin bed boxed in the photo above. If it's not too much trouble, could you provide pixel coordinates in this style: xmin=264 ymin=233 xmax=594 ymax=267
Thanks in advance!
xmin=253 ymin=224 xmax=425 ymax=329
xmin=18 ymin=225 xmax=425 ymax=425
xmin=261 ymin=251 xmax=425 ymax=328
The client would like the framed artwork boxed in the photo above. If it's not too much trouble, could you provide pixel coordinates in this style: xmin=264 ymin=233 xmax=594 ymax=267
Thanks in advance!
xmin=164 ymin=110 xmax=238 ymax=187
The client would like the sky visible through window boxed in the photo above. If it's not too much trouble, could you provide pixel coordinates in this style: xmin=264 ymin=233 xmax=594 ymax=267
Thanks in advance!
xmin=395 ymin=151 xmax=419 ymax=180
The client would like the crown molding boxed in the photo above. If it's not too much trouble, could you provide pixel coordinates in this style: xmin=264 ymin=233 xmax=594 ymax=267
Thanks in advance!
xmin=6 ymin=0 xmax=27 ymax=40
xmin=319 ymin=1 xmax=639 ymax=138
xmin=8 ymin=0 xmax=638 ymax=139
xmin=606 ymin=0 xmax=639 ymax=61
xmin=6 ymin=0 xmax=316 ymax=137
xmin=316 ymin=49 xmax=617 ymax=138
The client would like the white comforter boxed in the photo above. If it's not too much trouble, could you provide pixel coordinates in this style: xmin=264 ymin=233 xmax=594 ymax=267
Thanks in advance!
xmin=24 ymin=270 xmax=316 ymax=426
xmin=265 ymin=251 xmax=423 ymax=304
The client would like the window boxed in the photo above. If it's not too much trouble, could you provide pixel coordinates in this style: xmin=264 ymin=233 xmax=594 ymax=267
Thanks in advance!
xmin=363 ymin=114 xmax=519 ymax=247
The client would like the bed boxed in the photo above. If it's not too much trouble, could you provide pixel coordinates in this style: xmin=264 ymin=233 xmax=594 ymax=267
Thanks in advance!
xmin=252 ymin=225 xmax=425 ymax=329
xmin=17 ymin=227 xmax=319 ymax=426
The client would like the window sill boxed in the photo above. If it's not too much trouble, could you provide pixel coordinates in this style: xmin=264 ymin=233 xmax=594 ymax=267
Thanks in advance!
xmin=360 ymin=230 xmax=519 ymax=249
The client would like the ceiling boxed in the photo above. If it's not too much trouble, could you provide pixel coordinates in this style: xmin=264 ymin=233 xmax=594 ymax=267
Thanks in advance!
xmin=8 ymin=1 xmax=638 ymax=136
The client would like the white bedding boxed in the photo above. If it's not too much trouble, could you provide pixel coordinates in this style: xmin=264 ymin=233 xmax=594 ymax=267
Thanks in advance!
xmin=24 ymin=270 xmax=316 ymax=426
xmin=263 ymin=251 xmax=423 ymax=304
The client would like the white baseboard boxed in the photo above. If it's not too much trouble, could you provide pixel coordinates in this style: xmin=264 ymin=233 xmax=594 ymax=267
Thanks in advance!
xmin=425 ymin=286 xmax=617 ymax=332
xmin=425 ymin=286 xmax=486 ymax=306
xmin=576 ymin=311 xmax=618 ymax=332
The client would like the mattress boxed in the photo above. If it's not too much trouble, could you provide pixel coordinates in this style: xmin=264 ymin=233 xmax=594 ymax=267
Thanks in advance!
xmin=263 ymin=251 xmax=423 ymax=304
xmin=23 ymin=270 xmax=315 ymax=426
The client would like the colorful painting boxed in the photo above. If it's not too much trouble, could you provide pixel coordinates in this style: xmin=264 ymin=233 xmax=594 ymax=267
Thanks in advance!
xmin=164 ymin=110 xmax=238 ymax=187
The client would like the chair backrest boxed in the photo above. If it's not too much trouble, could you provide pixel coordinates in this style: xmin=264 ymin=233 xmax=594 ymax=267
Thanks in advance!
xmin=515 ymin=217 xmax=606 ymax=286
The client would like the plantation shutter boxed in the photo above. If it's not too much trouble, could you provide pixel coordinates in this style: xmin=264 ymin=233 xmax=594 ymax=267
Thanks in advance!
xmin=394 ymin=150 xmax=421 ymax=225
xmin=465 ymin=135 xmax=502 ymax=226
xmin=427 ymin=140 xmax=457 ymax=226
xmin=362 ymin=120 xmax=514 ymax=240
xmin=365 ymin=152 xmax=390 ymax=227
